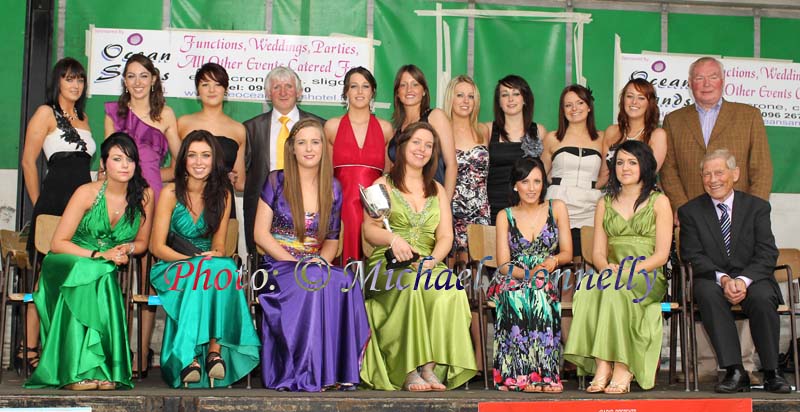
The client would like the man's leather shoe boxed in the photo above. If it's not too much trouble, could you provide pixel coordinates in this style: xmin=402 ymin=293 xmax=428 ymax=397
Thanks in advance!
xmin=763 ymin=370 xmax=792 ymax=393
xmin=715 ymin=367 xmax=750 ymax=393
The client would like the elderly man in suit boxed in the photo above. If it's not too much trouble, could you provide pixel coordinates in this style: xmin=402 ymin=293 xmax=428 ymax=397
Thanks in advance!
xmin=679 ymin=150 xmax=790 ymax=393
xmin=663 ymin=56 xmax=773 ymax=382
xmin=243 ymin=66 xmax=324 ymax=253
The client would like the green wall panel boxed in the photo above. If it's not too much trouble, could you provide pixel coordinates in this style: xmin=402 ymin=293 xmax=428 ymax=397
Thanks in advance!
xmin=761 ymin=17 xmax=800 ymax=193
xmin=1 ymin=1 xmax=26 ymax=168
xmin=668 ymin=13 xmax=754 ymax=57
xmin=473 ymin=3 xmax=566 ymax=131
xmin=575 ymin=8 xmax=661 ymax=129
xmin=169 ymin=0 xmax=267 ymax=128
xmin=372 ymin=0 xmax=468 ymax=123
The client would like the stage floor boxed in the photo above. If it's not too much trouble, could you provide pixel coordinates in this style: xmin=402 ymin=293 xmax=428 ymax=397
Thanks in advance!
xmin=0 ymin=369 xmax=797 ymax=411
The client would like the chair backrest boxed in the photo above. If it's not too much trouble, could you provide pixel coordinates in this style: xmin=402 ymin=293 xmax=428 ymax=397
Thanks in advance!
xmin=580 ymin=226 xmax=594 ymax=267
xmin=34 ymin=214 xmax=61 ymax=255
xmin=776 ymin=248 xmax=800 ymax=282
xmin=467 ymin=224 xmax=497 ymax=267
xmin=225 ymin=218 xmax=238 ymax=257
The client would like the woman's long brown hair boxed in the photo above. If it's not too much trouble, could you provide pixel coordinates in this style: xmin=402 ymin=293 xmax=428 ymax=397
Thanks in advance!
xmin=282 ymin=118 xmax=334 ymax=242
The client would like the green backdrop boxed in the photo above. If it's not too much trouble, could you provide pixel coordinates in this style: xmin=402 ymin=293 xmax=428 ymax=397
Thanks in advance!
xmin=5 ymin=1 xmax=799 ymax=192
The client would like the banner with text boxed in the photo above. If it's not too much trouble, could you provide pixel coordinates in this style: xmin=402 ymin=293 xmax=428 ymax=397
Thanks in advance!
xmin=614 ymin=52 xmax=800 ymax=128
xmin=87 ymin=27 xmax=372 ymax=104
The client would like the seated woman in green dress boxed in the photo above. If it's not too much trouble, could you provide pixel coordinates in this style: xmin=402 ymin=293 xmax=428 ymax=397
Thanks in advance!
xmin=25 ymin=133 xmax=154 ymax=390
xmin=564 ymin=140 xmax=672 ymax=393
xmin=149 ymin=130 xmax=260 ymax=388
xmin=361 ymin=122 xmax=477 ymax=392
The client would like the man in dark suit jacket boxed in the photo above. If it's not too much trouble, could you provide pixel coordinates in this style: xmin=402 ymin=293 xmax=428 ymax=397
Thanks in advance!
xmin=243 ymin=66 xmax=324 ymax=253
xmin=679 ymin=149 xmax=789 ymax=393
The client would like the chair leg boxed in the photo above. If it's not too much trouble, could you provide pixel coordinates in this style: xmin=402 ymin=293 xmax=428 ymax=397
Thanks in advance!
xmin=785 ymin=274 xmax=799 ymax=393
xmin=669 ymin=312 xmax=677 ymax=385
xmin=0 ymin=254 xmax=11 ymax=383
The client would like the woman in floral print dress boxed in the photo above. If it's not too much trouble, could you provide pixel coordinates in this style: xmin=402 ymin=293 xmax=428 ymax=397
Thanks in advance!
xmin=490 ymin=157 xmax=572 ymax=392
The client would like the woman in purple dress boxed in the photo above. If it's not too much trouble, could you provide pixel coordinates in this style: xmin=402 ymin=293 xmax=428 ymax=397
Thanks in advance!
xmin=103 ymin=54 xmax=181 ymax=378
xmin=254 ymin=118 xmax=370 ymax=391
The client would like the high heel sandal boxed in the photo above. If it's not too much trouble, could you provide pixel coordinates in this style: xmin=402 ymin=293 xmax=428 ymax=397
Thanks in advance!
xmin=420 ymin=369 xmax=446 ymax=392
xmin=180 ymin=359 xmax=201 ymax=388
xmin=131 ymin=348 xmax=154 ymax=379
xmin=98 ymin=380 xmax=116 ymax=390
xmin=14 ymin=345 xmax=40 ymax=374
xmin=586 ymin=372 xmax=612 ymax=393
xmin=206 ymin=351 xmax=226 ymax=388
xmin=64 ymin=380 xmax=98 ymax=391
xmin=604 ymin=372 xmax=633 ymax=394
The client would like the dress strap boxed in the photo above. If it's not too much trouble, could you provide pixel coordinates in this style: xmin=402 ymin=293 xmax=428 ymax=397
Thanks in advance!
xmin=504 ymin=207 xmax=515 ymax=228
xmin=92 ymin=180 xmax=108 ymax=208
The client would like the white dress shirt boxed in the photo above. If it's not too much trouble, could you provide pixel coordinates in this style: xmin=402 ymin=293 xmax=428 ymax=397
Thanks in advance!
xmin=269 ymin=106 xmax=300 ymax=171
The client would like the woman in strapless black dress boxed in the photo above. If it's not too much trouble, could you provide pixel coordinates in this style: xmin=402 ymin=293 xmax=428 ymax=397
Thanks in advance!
xmin=177 ymin=63 xmax=247 ymax=219
xmin=482 ymin=75 xmax=547 ymax=224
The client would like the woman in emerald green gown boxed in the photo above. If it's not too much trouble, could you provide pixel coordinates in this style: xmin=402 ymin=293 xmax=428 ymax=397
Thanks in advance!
xmin=361 ymin=122 xmax=477 ymax=391
xmin=149 ymin=130 xmax=259 ymax=388
xmin=25 ymin=133 xmax=154 ymax=390
xmin=564 ymin=140 xmax=672 ymax=393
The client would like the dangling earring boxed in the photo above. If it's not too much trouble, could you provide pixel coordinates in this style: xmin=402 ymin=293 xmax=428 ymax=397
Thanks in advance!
xmin=513 ymin=187 xmax=518 ymax=192
xmin=345 ymin=98 xmax=350 ymax=111
xmin=369 ymin=99 xmax=375 ymax=113
xmin=125 ymin=87 xmax=129 ymax=94
xmin=151 ymin=85 xmax=154 ymax=93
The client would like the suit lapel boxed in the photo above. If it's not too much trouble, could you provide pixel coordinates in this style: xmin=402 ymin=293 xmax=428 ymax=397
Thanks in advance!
xmin=729 ymin=191 xmax=746 ymax=257
xmin=684 ymin=106 xmax=706 ymax=149
xmin=708 ymin=100 xmax=733 ymax=147
xmin=700 ymin=194 xmax=728 ymax=260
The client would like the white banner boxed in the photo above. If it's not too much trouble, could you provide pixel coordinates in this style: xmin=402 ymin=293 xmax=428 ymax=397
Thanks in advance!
xmin=87 ymin=27 xmax=373 ymax=104
xmin=614 ymin=52 xmax=800 ymax=128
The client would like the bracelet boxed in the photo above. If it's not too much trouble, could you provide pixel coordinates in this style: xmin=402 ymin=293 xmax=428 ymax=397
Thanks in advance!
xmin=128 ymin=243 xmax=135 ymax=255
xmin=389 ymin=236 xmax=399 ymax=249
xmin=91 ymin=250 xmax=98 ymax=258
xmin=548 ymin=255 xmax=558 ymax=266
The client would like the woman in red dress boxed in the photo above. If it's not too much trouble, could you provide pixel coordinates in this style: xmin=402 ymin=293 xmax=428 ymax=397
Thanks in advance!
xmin=324 ymin=67 xmax=393 ymax=263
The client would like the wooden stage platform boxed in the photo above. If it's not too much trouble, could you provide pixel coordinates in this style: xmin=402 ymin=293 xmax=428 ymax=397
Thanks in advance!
xmin=0 ymin=369 xmax=797 ymax=412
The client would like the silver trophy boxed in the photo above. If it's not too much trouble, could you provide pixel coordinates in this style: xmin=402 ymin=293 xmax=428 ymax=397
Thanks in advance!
xmin=359 ymin=183 xmax=392 ymax=232
xmin=359 ymin=183 xmax=418 ymax=268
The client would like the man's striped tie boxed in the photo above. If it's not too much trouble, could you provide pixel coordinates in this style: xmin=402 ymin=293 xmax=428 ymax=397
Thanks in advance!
xmin=717 ymin=203 xmax=731 ymax=256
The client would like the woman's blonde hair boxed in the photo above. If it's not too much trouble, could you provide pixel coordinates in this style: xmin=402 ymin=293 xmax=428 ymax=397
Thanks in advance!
xmin=282 ymin=118 xmax=334 ymax=242
xmin=443 ymin=75 xmax=482 ymax=143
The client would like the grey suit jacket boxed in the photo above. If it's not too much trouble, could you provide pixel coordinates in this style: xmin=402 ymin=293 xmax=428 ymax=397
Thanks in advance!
xmin=243 ymin=108 xmax=324 ymax=252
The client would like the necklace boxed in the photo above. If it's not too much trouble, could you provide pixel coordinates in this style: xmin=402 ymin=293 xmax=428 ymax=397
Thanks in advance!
xmin=626 ymin=127 xmax=645 ymax=140
xmin=62 ymin=107 xmax=78 ymax=122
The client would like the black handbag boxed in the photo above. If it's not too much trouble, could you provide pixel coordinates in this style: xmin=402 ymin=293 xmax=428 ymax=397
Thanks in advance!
xmin=167 ymin=231 xmax=203 ymax=256
xmin=384 ymin=248 xmax=419 ymax=270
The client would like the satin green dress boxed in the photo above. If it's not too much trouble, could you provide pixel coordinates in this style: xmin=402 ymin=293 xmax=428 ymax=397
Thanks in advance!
xmin=26 ymin=182 xmax=138 ymax=389
xmin=150 ymin=202 xmax=260 ymax=388
xmin=360 ymin=178 xmax=477 ymax=390
xmin=564 ymin=192 xmax=667 ymax=389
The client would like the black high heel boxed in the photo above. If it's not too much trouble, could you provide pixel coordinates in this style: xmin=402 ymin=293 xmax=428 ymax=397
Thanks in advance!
xmin=206 ymin=351 xmax=226 ymax=388
xmin=131 ymin=348 xmax=154 ymax=379
xmin=180 ymin=359 xmax=201 ymax=388
xmin=14 ymin=345 xmax=39 ymax=375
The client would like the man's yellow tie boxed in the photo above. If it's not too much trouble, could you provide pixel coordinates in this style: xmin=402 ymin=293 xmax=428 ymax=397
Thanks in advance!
xmin=276 ymin=115 xmax=290 ymax=170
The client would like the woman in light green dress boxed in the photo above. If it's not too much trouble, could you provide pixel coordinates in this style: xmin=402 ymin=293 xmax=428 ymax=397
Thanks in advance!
xmin=564 ymin=140 xmax=672 ymax=393
xmin=361 ymin=122 xmax=477 ymax=391
xmin=26 ymin=133 xmax=154 ymax=390
xmin=149 ymin=130 xmax=259 ymax=388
